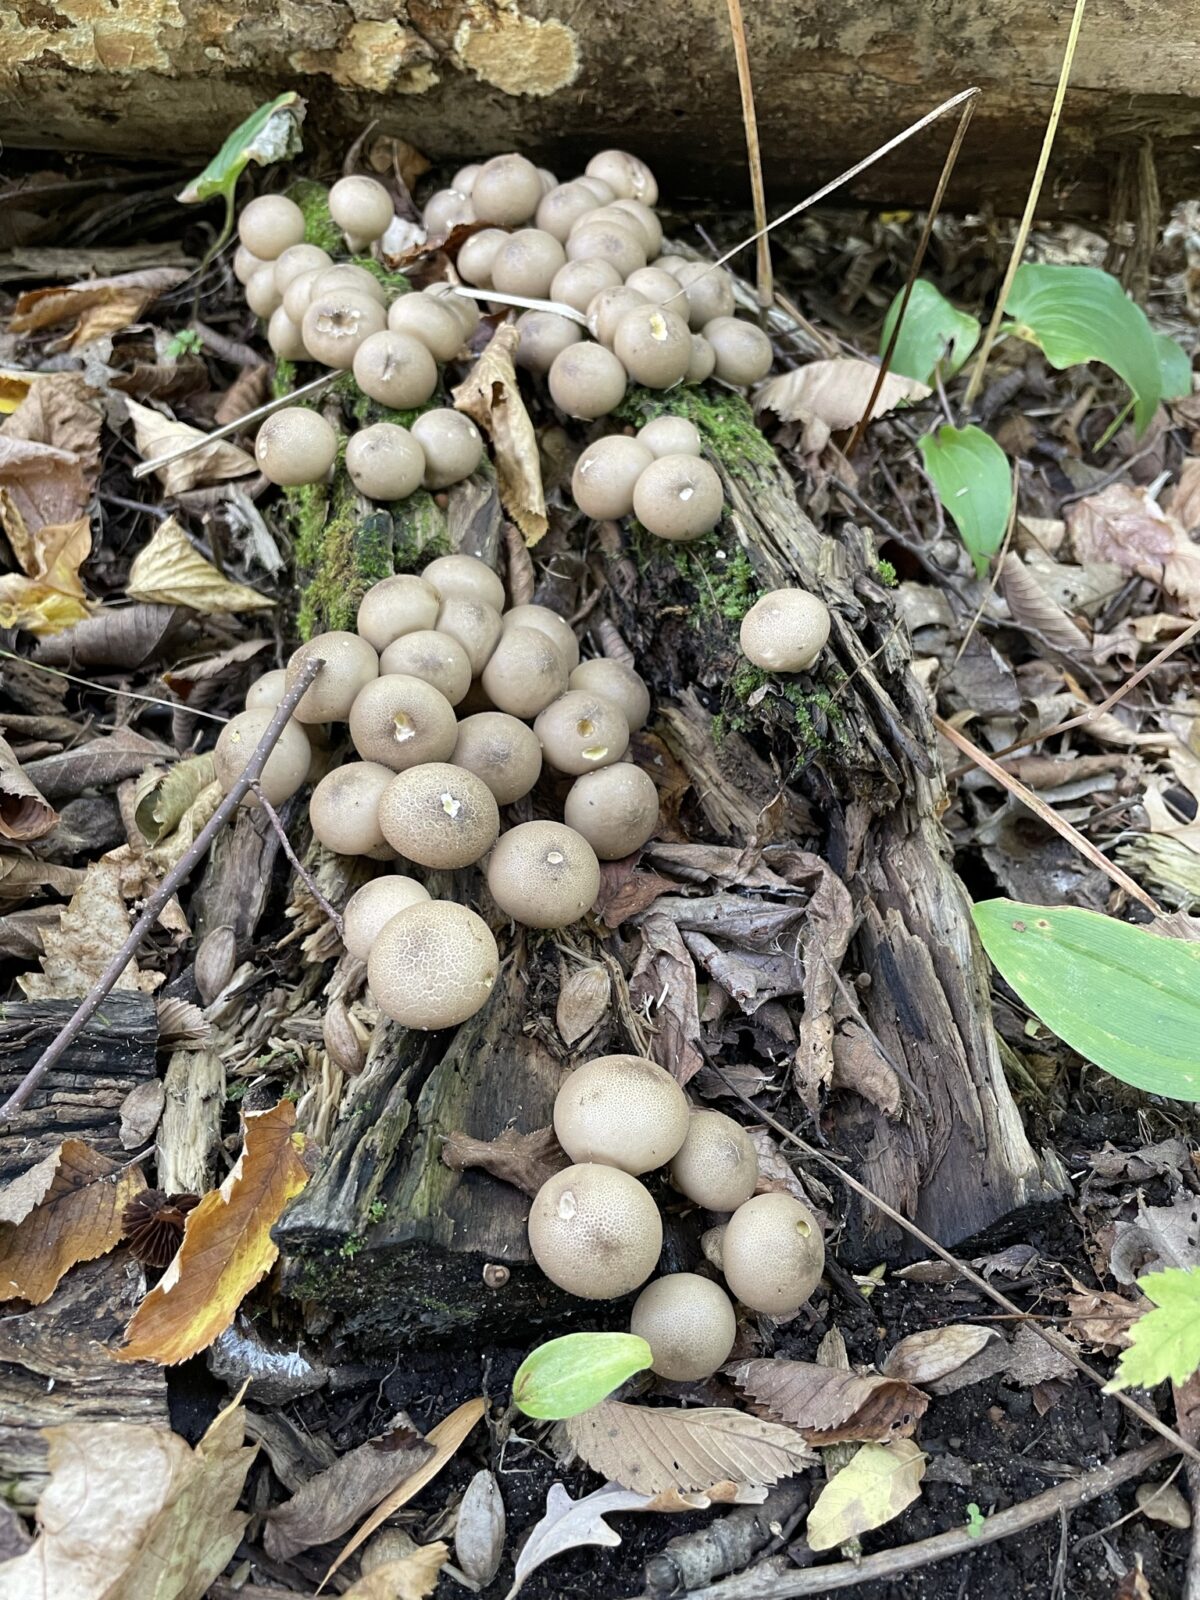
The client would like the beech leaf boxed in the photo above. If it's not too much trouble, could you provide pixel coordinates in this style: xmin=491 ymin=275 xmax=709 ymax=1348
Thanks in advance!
xmin=806 ymin=1439 xmax=925 ymax=1552
xmin=757 ymin=359 xmax=929 ymax=430
xmin=0 ymin=1139 xmax=146 ymax=1305
xmin=343 ymin=1542 xmax=448 ymax=1600
xmin=451 ymin=324 xmax=547 ymax=546
xmin=560 ymin=1400 xmax=815 ymax=1495
xmin=9 ymin=269 xmax=189 ymax=348
xmin=514 ymin=1333 xmax=653 ymax=1419
xmin=882 ymin=1324 xmax=1000 ymax=1385
xmin=506 ymin=1482 xmax=659 ymax=1600
xmin=1067 ymin=483 xmax=1200 ymax=619
xmin=127 ymin=516 xmax=272 ymax=614
xmin=730 ymin=1358 xmax=928 ymax=1444
xmin=0 ymin=1395 xmax=252 ymax=1600
xmin=115 ymin=1101 xmax=311 ymax=1365
xmin=0 ymin=516 xmax=91 ymax=636
xmin=124 ymin=399 xmax=256 ymax=494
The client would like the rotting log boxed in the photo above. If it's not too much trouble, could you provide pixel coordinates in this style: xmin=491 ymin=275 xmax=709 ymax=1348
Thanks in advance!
xmin=1 ymin=1 xmax=1195 ymax=215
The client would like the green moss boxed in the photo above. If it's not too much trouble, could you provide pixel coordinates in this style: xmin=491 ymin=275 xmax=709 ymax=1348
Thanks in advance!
xmin=616 ymin=384 xmax=776 ymax=478
xmin=874 ymin=557 xmax=898 ymax=587
xmin=339 ymin=1235 xmax=364 ymax=1260
xmin=348 ymin=255 xmax=413 ymax=298
xmin=287 ymin=178 xmax=340 ymax=254
xmin=328 ymin=370 xmax=432 ymax=430
xmin=271 ymin=358 xmax=297 ymax=401
xmin=367 ymin=1200 xmax=387 ymax=1224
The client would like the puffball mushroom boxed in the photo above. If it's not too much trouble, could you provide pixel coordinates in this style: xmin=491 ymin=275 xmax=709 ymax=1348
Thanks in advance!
xmin=422 ymin=187 xmax=476 ymax=235
xmin=214 ymin=709 xmax=311 ymax=807
xmin=669 ymin=1108 xmax=758 ymax=1212
xmin=586 ymin=287 xmax=649 ymax=347
xmin=356 ymin=574 xmax=441 ymax=653
xmin=237 ymin=194 xmax=305 ymax=260
xmin=673 ymin=261 xmax=736 ymax=328
xmin=686 ymin=335 xmax=717 ymax=384
xmin=566 ymin=220 xmax=647 ymax=280
xmin=571 ymin=435 xmax=654 ymax=520
xmin=244 ymin=669 xmax=286 ymax=711
xmin=457 ymin=227 xmax=508 ymax=287
xmin=377 ymin=761 xmax=499 ymax=868
xmin=550 ymin=258 xmax=622 ymax=315
xmin=435 ymin=597 xmax=503 ymax=676
xmin=633 ymin=453 xmax=724 ymax=541
xmin=548 ymin=342 xmax=628 ymax=421
xmin=612 ymin=201 xmax=664 ymax=258
xmin=345 ymin=422 xmax=426 ymax=502
xmin=255 ymin=408 xmax=338 ymax=487
xmin=537 ymin=181 xmax=603 ymax=242
xmin=553 ymin=1054 xmax=689 ymax=1174
xmin=452 ymin=712 xmax=543 ymax=805
xmin=386 ymin=292 xmax=467 ymax=362
xmin=534 ymin=689 xmax=629 ymax=774
xmin=422 ymin=553 xmax=505 ymax=612
xmin=739 ymin=589 xmax=832 ymax=672
xmin=514 ymin=311 xmax=583 ymax=376
xmin=720 ymin=1192 xmax=825 ymax=1315
xmin=285 ymin=631 xmax=379 ymax=723
xmin=233 ymin=244 xmax=266 ymax=285
xmin=528 ymin=1163 xmax=662 ymax=1300
xmin=273 ymin=242 xmax=332 ymax=291
xmin=702 ymin=315 xmax=773 ymax=386
xmin=492 ymin=229 xmax=567 ymax=298
xmin=613 ymin=304 xmax=692 ymax=389
xmin=267 ymin=307 xmax=308 ymax=362
xmin=342 ymin=873 xmax=430 ymax=962
xmin=585 ymin=149 xmax=659 ymax=205
xmin=349 ymin=673 xmax=458 ymax=770
xmin=328 ymin=175 xmax=394 ymax=246
xmin=315 ymin=263 xmax=388 ymax=307
xmin=352 ymin=331 xmax=438 ymax=410
xmin=307 ymin=760 xmax=393 ymax=856
xmin=486 ymin=820 xmax=600 ymax=930
xmin=472 ymin=153 xmax=544 ymax=226
xmin=624 ymin=266 xmax=682 ymax=307
xmin=501 ymin=604 xmax=580 ymax=671
xmin=368 ymin=899 xmax=499 ymax=1029
xmin=379 ymin=629 xmax=472 ymax=706
xmin=563 ymin=762 xmax=659 ymax=860
xmin=481 ymin=626 xmax=569 ymax=720
xmin=637 ymin=416 xmax=702 ymax=459
xmin=301 ymin=291 xmax=386 ymax=369
xmin=568 ymin=659 xmax=650 ymax=731
xmin=245 ymin=266 xmax=283 ymax=319
xmin=630 ymin=1273 xmax=737 ymax=1381
xmin=410 ymin=410 xmax=484 ymax=489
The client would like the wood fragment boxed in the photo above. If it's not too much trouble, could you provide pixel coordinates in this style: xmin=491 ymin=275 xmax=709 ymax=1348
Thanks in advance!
xmin=157 ymin=1048 xmax=225 ymax=1195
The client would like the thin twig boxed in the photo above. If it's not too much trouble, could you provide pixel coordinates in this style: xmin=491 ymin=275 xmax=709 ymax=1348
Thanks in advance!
xmin=935 ymin=713 xmax=1163 ymax=915
xmin=0 ymin=658 xmax=323 ymax=1119
xmin=826 ymin=476 xmax=976 ymax=613
xmin=962 ymin=0 xmax=1088 ymax=408
xmin=0 ymin=648 xmax=232 ymax=724
xmin=450 ymin=285 xmax=586 ymax=325
xmin=845 ymin=93 xmax=977 ymax=457
xmin=249 ymin=783 xmax=344 ymax=938
xmin=715 ymin=1070 xmax=1200 ymax=1467
xmin=723 ymin=0 xmax=772 ymax=308
xmin=130 ymin=373 xmax=338 ymax=480
xmin=685 ymin=1439 xmax=1171 ymax=1599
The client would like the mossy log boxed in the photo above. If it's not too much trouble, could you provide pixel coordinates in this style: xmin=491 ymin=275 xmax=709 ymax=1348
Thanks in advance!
xmin=274 ymin=382 xmax=1057 ymax=1348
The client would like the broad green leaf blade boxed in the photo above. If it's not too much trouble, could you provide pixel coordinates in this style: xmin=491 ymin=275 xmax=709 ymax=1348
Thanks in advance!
xmin=1108 ymin=1269 xmax=1200 ymax=1391
xmin=513 ymin=1334 xmax=652 ymax=1420
xmin=973 ymin=898 xmax=1200 ymax=1100
xmin=1005 ymin=263 xmax=1162 ymax=436
xmin=806 ymin=1440 xmax=924 ymax=1551
xmin=178 ymin=93 xmax=306 ymax=206
xmin=919 ymin=423 xmax=1012 ymax=577
xmin=880 ymin=280 xmax=980 ymax=385
xmin=1157 ymin=333 xmax=1193 ymax=402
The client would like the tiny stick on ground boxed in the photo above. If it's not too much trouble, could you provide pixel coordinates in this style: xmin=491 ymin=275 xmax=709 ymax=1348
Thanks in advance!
xmin=0 ymin=657 xmax=324 ymax=1119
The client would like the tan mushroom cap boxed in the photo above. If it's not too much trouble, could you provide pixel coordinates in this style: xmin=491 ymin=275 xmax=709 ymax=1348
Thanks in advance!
xmin=423 ymin=187 xmax=476 ymax=236
xmin=486 ymin=820 xmax=600 ymax=930
xmin=435 ymin=596 xmax=503 ymax=676
xmin=410 ymin=409 xmax=484 ymax=489
xmin=356 ymin=574 xmax=441 ymax=653
xmin=632 ymin=453 xmax=724 ymax=542
xmin=342 ymin=873 xmax=430 ymax=962
xmin=472 ymin=153 xmax=544 ymax=227
xmin=528 ymin=1163 xmax=662 ymax=1300
xmin=702 ymin=315 xmax=773 ymax=386
xmin=630 ymin=1273 xmax=738 ymax=1380
xmin=457 ymin=227 xmax=508 ymax=287
xmin=673 ymin=261 xmax=736 ymax=329
xmin=422 ymin=553 xmax=505 ymax=612
xmin=492 ymin=228 xmax=568 ymax=298
xmin=214 ymin=709 xmax=311 ymax=808
xmin=345 ymin=422 xmax=426 ymax=502
xmin=612 ymin=303 xmax=692 ymax=389
xmin=386 ymin=292 xmax=467 ymax=362
xmin=500 ymin=604 xmax=579 ymax=671
xmin=301 ymin=291 xmax=387 ymax=369
xmin=739 ymin=589 xmax=831 ymax=672
xmin=585 ymin=149 xmax=659 ymax=205
xmin=237 ymin=194 xmax=305 ymax=260
xmin=550 ymin=258 xmax=622 ymax=315
xmin=548 ymin=342 xmax=628 ymax=421
xmin=379 ymin=629 xmax=472 ymax=706
xmin=568 ymin=659 xmax=650 ymax=732
xmin=348 ymin=673 xmax=458 ymax=771
xmin=244 ymin=669 xmax=287 ymax=712
xmin=481 ymin=625 xmax=569 ymax=720
xmin=451 ymin=712 xmax=543 ymax=805
xmin=669 ymin=1108 xmax=759 ymax=1212
xmin=514 ymin=310 xmax=584 ymax=376
xmin=377 ymin=761 xmax=500 ymax=868
xmin=307 ymin=760 xmax=393 ymax=856
xmin=563 ymin=762 xmax=659 ymax=860
xmin=267 ymin=307 xmax=308 ymax=362
xmin=368 ymin=899 xmax=499 ymax=1029
xmin=636 ymin=416 xmax=703 ymax=459
xmin=255 ymin=407 xmax=338 ymax=487
xmin=352 ymin=329 xmax=439 ymax=410
xmin=328 ymin=175 xmax=394 ymax=242
xmin=285 ymin=631 xmax=379 ymax=723
xmin=553 ymin=1053 xmax=689 ymax=1174
xmin=571 ymin=435 xmax=654 ymax=521
xmin=537 ymin=181 xmax=604 ymax=242
xmin=315 ymin=263 xmax=388 ymax=306
xmin=721 ymin=1191 xmax=824 ymax=1314
xmin=273 ymin=243 xmax=333 ymax=291
xmin=535 ymin=689 xmax=629 ymax=775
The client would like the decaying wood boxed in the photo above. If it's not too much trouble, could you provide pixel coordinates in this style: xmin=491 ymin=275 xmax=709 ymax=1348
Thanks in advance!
xmin=1 ymin=1 xmax=1193 ymax=214
xmin=157 ymin=1047 xmax=225 ymax=1194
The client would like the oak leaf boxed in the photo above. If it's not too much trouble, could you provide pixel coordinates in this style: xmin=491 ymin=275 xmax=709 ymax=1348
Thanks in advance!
xmin=0 ymin=1139 xmax=146 ymax=1305
xmin=127 ymin=516 xmax=272 ymax=614
xmin=730 ymin=1358 xmax=928 ymax=1444
xmin=559 ymin=1400 xmax=815 ymax=1495
xmin=115 ymin=1101 xmax=310 ymax=1365
xmin=0 ymin=1395 xmax=252 ymax=1600
xmin=452 ymin=324 xmax=547 ymax=545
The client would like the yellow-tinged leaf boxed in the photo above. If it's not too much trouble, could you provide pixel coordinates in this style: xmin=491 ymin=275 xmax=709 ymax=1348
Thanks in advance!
xmin=124 ymin=398 xmax=256 ymax=495
xmin=127 ymin=516 xmax=272 ymax=614
xmin=0 ymin=370 xmax=35 ymax=414
xmin=343 ymin=1541 xmax=449 ymax=1599
xmin=133 ymin=754 xmax=218 ymax=847
xmin=0 ymin=515 xmax=91 ymax=636
xmin=806 ymin=1439 xmax=925 ymax=1551
xmin=324 ymin=1397 xmax=487 ymax=1585
xmin=0 ymin=1395 xmax=252 ymax=1600
xmin=9 ymin=268 xmax=188 ymax=348
xmin=116 ymin=1101 xmax=310 ymax=1365
xmin=452 ymin=324 xmax=547 ymax=546
xmin=0 ymin=1139 xmax=146 ymax=1306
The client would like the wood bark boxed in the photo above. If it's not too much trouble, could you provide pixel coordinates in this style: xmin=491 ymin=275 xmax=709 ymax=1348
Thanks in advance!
xmin=0 ymin=1 xmax=1192 ymax=215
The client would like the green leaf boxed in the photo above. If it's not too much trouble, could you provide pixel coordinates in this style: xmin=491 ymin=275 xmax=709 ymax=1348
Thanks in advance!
xmin=972 ymin=899 xmax=1200 ymax=1100
xmin=177 ymin=93 xmax=306 ymax=208
xmin=806 ymin=1440 xmax=925 ymax=1552
xmin=512 ymin=1334 xmax=652 ymax=1420
xmin=1108 ymin=1269 xmax=1200 ymax=1391
xmin=1157 ymin=333 xmax=1193 ymax=402
xmin=880 ymin=280 xmax=981 ymax=385
xmin=965 ymin=1502 xmax=986 ymax=1538
xmin=919 ymin=423 xmax=1012 ymax=577
xmin=1004 ymin=263 xmax=1163 ymax=436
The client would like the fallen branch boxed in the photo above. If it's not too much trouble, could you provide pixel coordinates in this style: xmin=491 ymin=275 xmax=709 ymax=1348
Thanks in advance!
xmin=0 ymin=657 xmax=323 ymax=1119
xmin=684 ymin=1438 xmax=1170 ymax=1599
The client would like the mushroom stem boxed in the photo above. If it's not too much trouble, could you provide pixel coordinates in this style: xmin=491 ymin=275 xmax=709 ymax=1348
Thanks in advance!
xmin=130 ymin=372 xmax=338 ymax=480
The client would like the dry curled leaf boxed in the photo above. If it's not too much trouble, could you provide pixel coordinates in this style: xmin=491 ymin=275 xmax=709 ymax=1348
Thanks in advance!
xmin=730 ymin=1358 xmax=928 ymax=1444
xmin=17 ymin=859 xmax=159 ymax=1001
xmin=881 ymin=1324 xmax=1000 ymax=1385
xmin=559 ymin=1401 xmax=815 ymax=1496
xmin=0 ymin=515 xmax=91 ymax=636
xmin=127 ymin=516 xmax=272 ymax=614
xmin=556 ymin=962 xmax=611 ymax=1045
xmin=264 ymin=1414 xmax=434 ymax=1561
xmin=10 ymin=267 xmax=188 ymax=347
xmin=20 ymin=728 xmax=170 ymax=802
xmin=0 ymin=371 xmax=100 ymax=544
xmin=452 ymin=324 xmax=547 ymax=546
xmin=442 ymin=1125 xmax=569 ymax=1198
xmin=1068 ymin=483 xmax=1200 ymax=617
xmin=134 ymin=754 xmax=218 ymax=847
xmin=628 ymin=914 xmax=704 ymax=1085
xmin=805 ymin=1438 xmax=925 ymax=1552
xmin=116 ymin=1101 xmax=310 ymax=1366
xmin=36 ymin=604 xmax=188 ymax=669
xmin=505 ymin=1482 xmax=660 ymax=1600
xmin=758 ymin=359 xmax=929 ymax=430
xmin=124 ymin=398 xmax=256 ymax=495
xmin=343 ymin=1541 xmax=448 ymax=1600
xmin=1000 ymin=553 xmax=1091 ymax=654
xmin=0 ymin=1396 xmax=252 ymax=1600
xmin=455 ymin=1468 xmax=506 ymax=1587
xmin=0 ymin=1138 xmax=146 ymax=1306
xmin=0 ymin=734 xmax=57 ymax=841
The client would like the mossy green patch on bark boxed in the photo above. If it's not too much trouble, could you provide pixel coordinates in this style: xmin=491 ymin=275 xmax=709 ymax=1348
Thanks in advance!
xmin=347 ymin=256 xmax=413 ymax=297
xmin=616 ymin=383 xmax=776 ymax=478
xmin=287 ymin=178 xmax=340 ymax=254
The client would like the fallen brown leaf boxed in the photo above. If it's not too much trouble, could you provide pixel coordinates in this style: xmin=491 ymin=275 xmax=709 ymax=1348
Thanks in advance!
xmin=758 ymin=359 xmax=929 ymax=431
xmin=344 ymin=1541 xmax=449 ymax=1600
xmin=1063 ymin=1279 xmax=1143 ymax=1352
xmin=0 ymin=1139 xmax=146 ymax=1305
xmin=124 ymin=398 xmax=256 ymax=495
xmin=559 ymin=1400 xmax=815 ymax=1496
xmin=1068 ymin=482 xmax=1200 ymax=617
xmin=17 ymin=858 xmax=160 ymax=1000
xmin=730 ymin=1358 xmax=928 ymax=1444
xmin=0 ymin=516 xmax=91 ymax=636
xmin=628 ymin=913 xmax=704 ymax=1084
xmin=881 ymin=1324 xmax=1000 ymax=1385
xmin=452 ymin=323 xmax=547 ymax=545
xmin=556 ymin=961 xmax=611 ymax=1045
xmin=127 ymin=516 xmax=272 ymax=614
xmin=0 ymin=734 xmax=56 ymax=841
xmin=0 ymin=1395 xmax=252 ymax=1600
xmin=35 ymin=604 xmax=188 ymax=669
xmin=116 ymin=1101 xmax=311 ymax=1365
xmin=10 ymin=267 xmax=188 ymax=347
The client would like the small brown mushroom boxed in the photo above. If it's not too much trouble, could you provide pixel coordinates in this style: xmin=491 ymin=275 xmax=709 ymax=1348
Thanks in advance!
xmin=568 ymin=659 xmax=649 ymax=730
xmin=481 ymin=625 xmax=569 ymax=719
xmin=471 ymin=154 xmax=543 ymax=227
xmin=352 ymin=330 xmax=439 ymax=409
xmin=585 ymin=150 xmax=659 ymax=205
xmin=422 ymin=553 xmax=505 ymax=611
xmin=451 ymin=712 xmax=543 ymax=804
xmin=422 ymin=188 xmax=476 ymax=236
xmin=356 ymin=574 xmax=441 ymax=653
xmin=456 ymin=227 xmax=509 ymax=287
xmin=285 ymin=631 xmax=379 ymax=723
xmin=386 ymin=291 xmax=467 ymax=362
xmin=301 ymin=291 xmax=387 ymax=369
xmin=550 ymin=258 xmax=622 ymax=315
xmin=514 ymin=310 xmax=583 ymax=376
xmin=612 ymin=304 xmax=692 ymax=388
xmin=316 ymin=263 xmax=388 ymax=307
xmin=328 ymin=175 xmax=394 ymax=246
xmin=534 ymin=688 xmax=629 ymax=774
xmin=566 ymin=219 xmax=647 ymax=279
xmin=636 ymin=416 xmax=702 ymax=459
xmin=702 ymin=315 xmax=774 ymax=386
xmin=379 ymin=628 xmax=473 ymax=706
xmin=266 ymin=307 xmax=308 ymax=361
xmin=410 ymin=409 xmax=484 ymax=489
xmin=342 ymin=873 xmax=430 ymax=961
xmin=491 ymin=228 xmax=568 ymax=298
xmin=536 ymin=181 xmax=603 ymax=242
xmin=673 ymin=261 xmax=736 ymax=329
xmin=349 ymin=673 xmax=458 ymax=770
xmin=237 ymin=194 xmax=306 ymax=260
xmin=255 ymin=408 xmax=338 ymax=487
xmin=585 ymin=286 xmax=649 ymax=347
xmin=345 ymin=422 xmax=426 ymax=502
xmin=500 ymin=604 xmax=580 ymax=671
xmin=214 ymin=709 xmax=311 ymax=807
xmin=571 ymin=435 xmax=654 ymax=521
xmin=669 ymin=1109 xmax=758 ymax=1212
xmin=548 ymin=342 xmax=628 ymax=421
xmin=273 ymin=243 xmax=333 ymax=291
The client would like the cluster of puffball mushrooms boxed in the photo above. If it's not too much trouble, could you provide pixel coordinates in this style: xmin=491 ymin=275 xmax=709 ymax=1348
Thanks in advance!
xmin=532 ymin=1054 xmax=825 ymax=1378
xmin=214 ymin=553 xmax=662 ymax=1031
